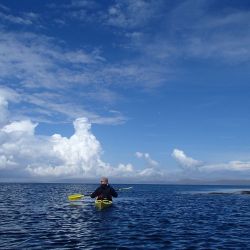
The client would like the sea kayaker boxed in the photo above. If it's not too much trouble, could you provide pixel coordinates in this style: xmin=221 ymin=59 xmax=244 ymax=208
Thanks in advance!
xmin=90 ymin=177 xmax=118 ymax=201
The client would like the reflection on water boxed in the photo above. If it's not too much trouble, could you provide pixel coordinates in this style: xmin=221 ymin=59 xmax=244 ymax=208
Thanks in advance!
xmin=0 ymin=183 xmax=250 ymax=249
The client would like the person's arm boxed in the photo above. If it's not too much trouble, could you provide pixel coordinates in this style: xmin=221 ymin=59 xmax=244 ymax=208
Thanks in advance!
xmin=110 ymin=186 xmax=118 ymax=197
xmin=90 ymin=187 xmax=100 ymax=198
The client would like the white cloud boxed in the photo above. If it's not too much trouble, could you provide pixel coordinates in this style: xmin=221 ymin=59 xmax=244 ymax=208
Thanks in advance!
xmin=0 ymin=114 xmax=113 ymax=178
xmin=201 ymin=161 xmax=250 ymax=172
xmin=0 ymin=3 xmax=39 ymax=26
xmin=135 ymin=151 xmax=159 ymax=167
xmin=2 ymin=120 xmax=37 ymax=135
xmin=106 ymin=0 xmax=161 ymax=29
xmin=1 ymin=92 xmax=250 ymax=181
xmin=0 ymin=98 xmax=160 ymax=180
xmin=101 ymin=63 xmax=167 ymax=89
xmin=0 ymin=31 xmax=103 ymax=85
xmin=0 ymin=28 xmax=165 ymax=125
xmin=186 ymin=34 xmax=250 ymax=64
xmin=0 ymin=87 xmax=20 ymax=126
xmin=172 ymin=148 xmax=250 ymax=176
xmin=0 ymin=12 xmax=33 ymax=25
xmin=138 ymin=167 xmax=163 ymax=178
xmin=172 ymin=149 xmax=202 ymax=169
xmin=0 ymin=30 xmax=127 ymax=124
xmin=23 ymin=117 xmax=110 ymax=178
xmin=0 ymin=155 xmax=17 ymax=169
xmin=168 ymin=1 xmax=250 ymax=64
xmin=119 ymin=1 xmax=250 ymax=65
xmin=0 ymin=96 xmax=106 ymax=178
xmin=112 ymin=163 xmax=134 ymax=177
xmin=23 ymin=92 xmax=126 ymax=125
xmin=134 ymin=151 xmax=163 ymax=179
xmin=135 ymin=152 xmax=143 ymax=158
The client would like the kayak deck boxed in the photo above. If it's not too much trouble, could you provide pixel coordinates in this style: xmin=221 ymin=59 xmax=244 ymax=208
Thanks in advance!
xmin=95 ymin=199 xmax=112 ymax=210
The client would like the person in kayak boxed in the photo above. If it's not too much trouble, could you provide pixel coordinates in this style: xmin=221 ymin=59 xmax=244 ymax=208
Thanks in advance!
xmin=90 ymin=177 xmax=118 ymax=201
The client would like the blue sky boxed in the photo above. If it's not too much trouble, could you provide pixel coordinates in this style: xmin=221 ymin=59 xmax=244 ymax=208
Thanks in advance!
xmin=0 ymin=0 xmax=250 ymax=183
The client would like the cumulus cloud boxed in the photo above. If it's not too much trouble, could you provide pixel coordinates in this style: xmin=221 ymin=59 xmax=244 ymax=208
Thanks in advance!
xmin=1 ymin=116 xmax=110 ymax=178
xmin=2 ymin=120 xmax=38 ymax=135
xmin=172 ymin=149 xmax=202 ymax=169
xmin=0 ymin=115 xmax=116 ymax=178
xmin=0 ymin=94 xmax=106 ymax=177
xmin=138 ymin=167 xmax=164 ymax=178
xmin=172 ymin=148 xmax=250 ymax=176
xmin=134 ymin=151 xmax=164 ymax=180
xmin=0 ymin=114 xmax=163 ymax=180
xmin=0 ymin=95 xmax=163 ymax=180
xmin=135 ymin=151 xmax=159 ymax=167
xmin=1 ymin=89 xmax=250 ymax=182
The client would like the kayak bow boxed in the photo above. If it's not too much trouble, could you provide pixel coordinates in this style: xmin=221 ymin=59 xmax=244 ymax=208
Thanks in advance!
xmin=95 ymin=199 xmax=112 ymax=210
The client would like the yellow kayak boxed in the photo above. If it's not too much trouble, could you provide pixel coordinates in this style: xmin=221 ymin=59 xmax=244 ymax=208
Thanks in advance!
xmin=95 ymin=199 xmax=112 ymax=210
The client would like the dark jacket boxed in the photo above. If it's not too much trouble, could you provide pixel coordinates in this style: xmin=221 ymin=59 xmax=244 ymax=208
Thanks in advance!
xmin=90 ymin=184 xmax=118 ymax=201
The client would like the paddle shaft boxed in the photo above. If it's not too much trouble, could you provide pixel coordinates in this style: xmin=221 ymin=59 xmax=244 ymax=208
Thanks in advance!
xmin=68 ymin=187 xmax=132 ymax=201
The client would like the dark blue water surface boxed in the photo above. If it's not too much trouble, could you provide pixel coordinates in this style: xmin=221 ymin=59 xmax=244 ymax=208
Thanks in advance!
xmin=1 ymin=183 xmax=250 ymax=249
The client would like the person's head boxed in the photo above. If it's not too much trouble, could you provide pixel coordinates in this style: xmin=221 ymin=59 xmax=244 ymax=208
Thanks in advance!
xmin=100 ymin=177 xmax=108 ymax=186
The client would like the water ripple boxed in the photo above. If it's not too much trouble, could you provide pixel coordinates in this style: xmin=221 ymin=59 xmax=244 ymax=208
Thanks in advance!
xmin=0 ymin=183 xmax=250 ymax=249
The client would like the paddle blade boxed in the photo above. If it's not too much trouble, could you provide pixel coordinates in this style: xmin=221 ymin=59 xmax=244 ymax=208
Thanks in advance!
xmin=68 ymin=193 xmax=84 ymax=201
xmin=118 ymin=186 xmax=133 ymax=191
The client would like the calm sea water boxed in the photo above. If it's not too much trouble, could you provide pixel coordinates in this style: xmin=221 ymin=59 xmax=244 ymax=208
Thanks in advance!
xmin=1 ymin=183 xmax=250 ymax=249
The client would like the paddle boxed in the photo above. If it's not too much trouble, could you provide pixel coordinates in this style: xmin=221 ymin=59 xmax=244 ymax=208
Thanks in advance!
xmin=68 ymin=186 xmax=133 ymax=201
xmin=68 ymin=193 xmax=84 ymax=201
xmin=117 ymin=186 xmax=133 ymax=191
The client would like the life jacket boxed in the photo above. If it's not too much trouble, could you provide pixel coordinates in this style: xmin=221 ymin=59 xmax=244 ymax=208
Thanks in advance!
xmin=97 ymin=185 xmax=113 ymax=200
